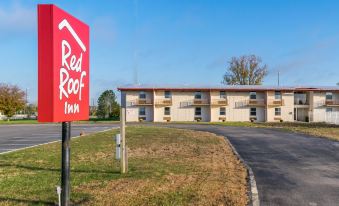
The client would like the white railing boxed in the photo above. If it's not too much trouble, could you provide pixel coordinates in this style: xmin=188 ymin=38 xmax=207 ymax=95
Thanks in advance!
xmin=311 ymin=110 xmax=339 ymax=125
xmin=325 ymin=111 xmax=339 ymax=125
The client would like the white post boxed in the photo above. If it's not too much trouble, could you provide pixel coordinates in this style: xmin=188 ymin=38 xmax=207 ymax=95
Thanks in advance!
xmin=120 ymin=107 xmax=127 ymax=173
xmin=56 ymin=186 xmax=61 ymax=206
xmin=115 ymin=134 xmax=121 ymax=160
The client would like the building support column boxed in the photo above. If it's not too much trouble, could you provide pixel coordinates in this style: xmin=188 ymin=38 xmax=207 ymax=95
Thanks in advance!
xmin=265 ymin=91 xmax=269 ymax=122
xmin=152 ymin=89 xmax=156 ymax=122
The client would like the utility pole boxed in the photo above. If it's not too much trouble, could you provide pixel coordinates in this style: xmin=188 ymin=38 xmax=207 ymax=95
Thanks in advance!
xmin=25 ymin=88 xmax=28 ymax=114
xmin=278 ymin=71 xmax=280 ymax=86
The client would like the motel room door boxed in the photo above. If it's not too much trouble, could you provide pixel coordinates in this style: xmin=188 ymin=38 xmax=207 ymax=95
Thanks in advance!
xmin=294 ymin=108 xmax=297 ymax=121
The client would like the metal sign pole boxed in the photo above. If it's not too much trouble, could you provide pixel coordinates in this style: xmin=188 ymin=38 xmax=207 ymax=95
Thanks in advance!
xmin=61 ymin=121 xmax=71 ymax=206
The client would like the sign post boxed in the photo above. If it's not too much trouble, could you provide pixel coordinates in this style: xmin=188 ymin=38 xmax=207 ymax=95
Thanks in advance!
xmin=61 ymin=122 xmax=71 ymax=205
xmin=120 ymin=107 xmax=127 ymax=173
xmin=38 ymin=4 xmax=89 ymax=206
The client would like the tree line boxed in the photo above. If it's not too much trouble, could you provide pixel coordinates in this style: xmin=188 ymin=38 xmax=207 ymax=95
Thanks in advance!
xmin=0 ymin=83 xmax=119 ymax=121
xmin=1 ymin=55 xmax=338 ymax=120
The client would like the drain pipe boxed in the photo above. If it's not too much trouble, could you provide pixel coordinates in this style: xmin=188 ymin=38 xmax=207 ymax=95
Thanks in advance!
xmin=56 ymin=186 xmax=62 ymax=206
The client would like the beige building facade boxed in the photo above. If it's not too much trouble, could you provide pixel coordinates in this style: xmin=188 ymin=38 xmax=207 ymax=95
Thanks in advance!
xmin=118 ymin=86 xmax=339 ymax=123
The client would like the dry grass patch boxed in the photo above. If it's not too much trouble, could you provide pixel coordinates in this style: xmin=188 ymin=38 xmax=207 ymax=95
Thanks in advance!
xmin=0 ymin=126 xmax=248 ymax=206
xmin=261 ymin=122 xmax=339 ymax=141
xmin=77 ymin=127 xmax=248 ymax=206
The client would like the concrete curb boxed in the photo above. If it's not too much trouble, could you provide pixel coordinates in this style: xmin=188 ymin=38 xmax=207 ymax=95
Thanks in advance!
xmin=224 ymin=137 xmax=260 ymax=206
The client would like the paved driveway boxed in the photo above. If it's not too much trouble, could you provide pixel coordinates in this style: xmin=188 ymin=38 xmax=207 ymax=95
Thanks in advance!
xmin=0 ymin=124 xmax=116 ymax=154
xmin=155 ymin=124 xmax=339 ymax=206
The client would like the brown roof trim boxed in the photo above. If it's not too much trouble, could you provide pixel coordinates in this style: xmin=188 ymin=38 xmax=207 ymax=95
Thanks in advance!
xmin=117 ymin=87 xmax=296 ymax=92
xmin=118 ymin=87 xmax=339 ymax=92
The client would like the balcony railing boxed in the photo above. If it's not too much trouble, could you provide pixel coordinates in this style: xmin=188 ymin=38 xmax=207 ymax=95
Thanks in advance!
xmin=210 ymin=99 xmax=228 ymax=106
xmin=155 ymin=98 xmax=172 ymax=106
xmin=267 ymin=99 xmax=284 ymax=107
xmin=325 ymin=100 xmax=339 ymax=106
xmin=192 ymin=99 xmax=210 ymax=105
xmin=247 ymin=99 xmax=265 ymax=106
xmin=294 ymin=99 xmax=309 ymax=105
xmin=131 ymin=98 xmax=153 ymax=106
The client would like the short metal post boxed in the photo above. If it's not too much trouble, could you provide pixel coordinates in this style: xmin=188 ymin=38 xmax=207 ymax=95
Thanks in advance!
xmin=61 ymin=122 xmax=71 ymax=206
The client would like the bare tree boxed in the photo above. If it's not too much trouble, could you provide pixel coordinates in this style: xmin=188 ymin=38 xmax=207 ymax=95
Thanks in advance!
xmin=222 ymin=55 xmax=268 ymax=85
xmin=0 ymin=83 xmax=26 ymax=119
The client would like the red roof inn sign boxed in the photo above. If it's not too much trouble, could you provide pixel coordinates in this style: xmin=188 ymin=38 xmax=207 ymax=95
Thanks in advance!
xmin=38 ymin=4 xmax=89 ymax=122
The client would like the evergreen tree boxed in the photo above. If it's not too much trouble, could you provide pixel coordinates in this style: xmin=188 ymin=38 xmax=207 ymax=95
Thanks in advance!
xmin=97 ymin=90 xmax=120 ymax=119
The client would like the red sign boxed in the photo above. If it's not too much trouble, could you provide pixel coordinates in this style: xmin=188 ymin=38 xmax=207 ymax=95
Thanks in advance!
xmin=38 ymin=4 xmax=89 ymax=122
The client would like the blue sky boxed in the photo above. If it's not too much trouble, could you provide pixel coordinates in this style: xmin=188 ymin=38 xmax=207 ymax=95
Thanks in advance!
xmin=0 ymin=0 xmax=339 ymax=104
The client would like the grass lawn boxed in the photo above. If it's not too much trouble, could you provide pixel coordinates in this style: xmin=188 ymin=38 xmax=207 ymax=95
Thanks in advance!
xmin=0 ymin=126 xmax=248 ymax=206
xmin=197 ymin=121 xmax=339 ymax=141
xmin=0 ymin=119 xmax=39 ymax=124
xmin=260 ymin=122 xmax=339 ymax=141
xmin=0 ymin=118 xmax=119 ymax=125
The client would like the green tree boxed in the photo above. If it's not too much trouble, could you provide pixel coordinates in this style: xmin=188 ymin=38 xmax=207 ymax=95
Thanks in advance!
xmin=0 ymin=83 xmax=26 ymax=119
xmin=26 ymin=104 xmax=37 ymax=119
xmin=222 ymin=55 xmax=268 ymax=85
xmin=97 ymin=90 xmax=120 ymax=119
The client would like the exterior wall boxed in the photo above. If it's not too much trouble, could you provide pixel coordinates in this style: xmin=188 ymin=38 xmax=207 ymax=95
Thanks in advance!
xmin=122 ymin=89 xmax=339 ymax=123
xmin=266 ymin=91 xmax=294 ymax=122
xmin=170 ymin=91 xmax=210 ymax=122
xmin=312 ymin=91 xmax=339 ymax=122
xmin=153 ymin=91 xmax=210 ymax=122
xmin=227 ymin=92 xmax=265 ymax=122
xmin=228 ymin=92 xmax=251 ymax=121
xmin=312 ymin=92 xmax=326 ymax=122
xmin=125 ymin=91 xmax=153 ymax=122
xmin=210 ymin=91 xmax=226 ymax=122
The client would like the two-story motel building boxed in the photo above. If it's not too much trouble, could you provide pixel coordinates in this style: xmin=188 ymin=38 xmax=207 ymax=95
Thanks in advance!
xmin=118 ymin=85 xmax=339 ymax=123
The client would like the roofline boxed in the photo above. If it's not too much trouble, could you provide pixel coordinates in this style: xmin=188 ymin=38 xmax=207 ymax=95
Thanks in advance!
xmin=117 ymin=87 xmax=339 ymax=92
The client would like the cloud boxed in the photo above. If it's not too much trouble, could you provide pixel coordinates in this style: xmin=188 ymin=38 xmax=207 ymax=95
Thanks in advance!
xmin=271 ymin=36 xmax=339 ymax=74
xmin=0 ymin=2 xmax=35 ymax=33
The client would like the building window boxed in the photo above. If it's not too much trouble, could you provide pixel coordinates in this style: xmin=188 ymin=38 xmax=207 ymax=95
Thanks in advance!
xmin=250 ymin=92 xmax=256 ymax=100
xmin=194 ymin=91 xmax=202 ymax=99
xmin=164 ymin=91 xmax=171 ymax=99
xmin=326 ymin=108 xmax=333 ymax=113
xmin=195 ymin=107 xmax=202 ymax=116
xmin=326 ymin=92 xmax=333 ymax=100
xmin=164 ymin=107 xmax=171 ymax=115
xmin=250 ymin=108 xmax=256 ymax=116
xmin=220 ymin=107 xmax=226 ymax=116
xmin=139 ymin=91 xmax=146 ymax=99
xmin=275 ymin=108 xmax=281 ymax=116
xmin=220 ymin=91 xmax=226 ymax=99
xmin=275 ymin=91 xmax=281 ymax=99
xmin=139 ymin=107 xmax=146 ymax=116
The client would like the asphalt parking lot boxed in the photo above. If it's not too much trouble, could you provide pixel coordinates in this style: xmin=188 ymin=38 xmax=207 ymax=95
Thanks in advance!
xmin=155 ymin=124 xmax=339 ymax=206
xmin=0 ymin=123 xmax=117 ymax=154
xmin=1 ymin=123 xmax=339 ymax=205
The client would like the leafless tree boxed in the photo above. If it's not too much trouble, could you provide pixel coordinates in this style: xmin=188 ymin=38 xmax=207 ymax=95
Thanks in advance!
xmin=222 ymin=55 xmax=268 ymax=85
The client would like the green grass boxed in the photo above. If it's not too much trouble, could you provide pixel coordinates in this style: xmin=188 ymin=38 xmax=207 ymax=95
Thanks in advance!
xmin=0 ymin=126 xmax=248 ymax=206
xmin=0 ymin=119 xmax=39 ymax=124
xmin=184 ymin=121 xmax=339 ymax=141
xmin=0 ymin=118 xmax=119 ymax=125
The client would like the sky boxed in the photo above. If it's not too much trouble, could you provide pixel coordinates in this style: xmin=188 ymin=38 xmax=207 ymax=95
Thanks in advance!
xmin=0 ymin=0 xmax=339 ymax=104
